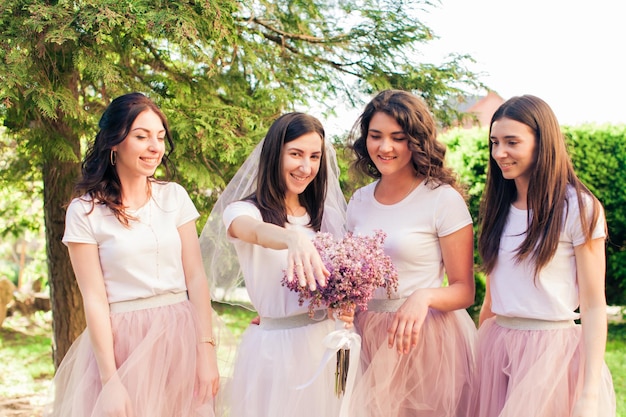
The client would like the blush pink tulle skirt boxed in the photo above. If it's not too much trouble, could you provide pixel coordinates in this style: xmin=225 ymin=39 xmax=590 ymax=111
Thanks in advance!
xmin=473 ymin=316 xmax=616 ymax=417
xmin=44 ymin=292 xmax=216 ymax=417
xmin=349 ymin=301 xmax=478 ymax=417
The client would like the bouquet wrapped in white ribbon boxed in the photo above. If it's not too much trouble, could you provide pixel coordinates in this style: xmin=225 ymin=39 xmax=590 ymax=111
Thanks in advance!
xmin=282 ymin=230 xmax=398 ymax=399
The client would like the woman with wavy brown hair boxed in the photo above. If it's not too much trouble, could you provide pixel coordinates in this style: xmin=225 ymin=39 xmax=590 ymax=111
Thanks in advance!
xmin=347 ymin=89 xmax=477 ymax=417
xmin=47 ymin=92 xmax=219 ymax=417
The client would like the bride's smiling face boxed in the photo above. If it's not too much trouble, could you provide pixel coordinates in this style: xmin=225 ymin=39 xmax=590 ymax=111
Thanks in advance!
xmin=281 ymin=131 xmax=323 ymax=198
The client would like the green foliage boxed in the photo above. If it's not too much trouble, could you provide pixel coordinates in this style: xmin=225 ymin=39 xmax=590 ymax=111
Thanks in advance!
xmin=0 ymin=0 xmax=483 ymax=351
xmin=0 ymin=312 xmax=55 ymax=398
xmin=0 ymin=128 xmax=47 ymax=289
xmin=441 ymin=126 xmax=489 ymax=220
xmin=607 ymin=323 xmax=626 ymax=416
xmin=212 ymin=301 xmax=257 ymax=339
xmin=564 ymin=124 xmax=626 ymax=304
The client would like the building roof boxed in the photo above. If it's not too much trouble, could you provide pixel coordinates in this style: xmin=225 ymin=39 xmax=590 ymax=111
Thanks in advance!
xmin=460 ymin=91 xmax=505 ymax=128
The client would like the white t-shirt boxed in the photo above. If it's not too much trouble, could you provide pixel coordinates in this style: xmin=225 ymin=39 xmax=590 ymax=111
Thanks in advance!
xmin=62 ymin=182 xmax=199 ymax=303
xmin=223 ymin=201 xmax=316 ymax=317
xmin=490 ymin=188 xmax=606 ymax=321
xmin=347 ymin=180 xmax=472 ymax=299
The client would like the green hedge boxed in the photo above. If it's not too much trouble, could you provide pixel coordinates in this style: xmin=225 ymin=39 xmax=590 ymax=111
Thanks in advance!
xmin=441 ymin=124 xmax=626 ymax=307
xmin=564 ymin=124 xmax=626 ymax=305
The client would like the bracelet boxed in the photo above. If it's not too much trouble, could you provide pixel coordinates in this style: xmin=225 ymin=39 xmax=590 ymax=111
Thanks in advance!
xmin=200 ymin=336 xmax=217 ymax=347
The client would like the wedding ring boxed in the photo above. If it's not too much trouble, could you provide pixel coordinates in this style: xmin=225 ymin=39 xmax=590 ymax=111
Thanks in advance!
xmin=294 ymin=263 xmax=303 ymax=266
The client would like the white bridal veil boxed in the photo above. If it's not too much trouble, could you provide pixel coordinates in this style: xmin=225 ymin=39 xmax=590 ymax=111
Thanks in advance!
xmin=198 ymin=138 xmax=347 ymax=307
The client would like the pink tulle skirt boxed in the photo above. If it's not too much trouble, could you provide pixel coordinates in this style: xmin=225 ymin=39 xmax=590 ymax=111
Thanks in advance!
xmin=349 ymin=306 xmax=478 ymax=417
xmin=44 ymin=294 xmax=215 ymax=417
xmin=474 ymin=316 xmax=616 ymax=417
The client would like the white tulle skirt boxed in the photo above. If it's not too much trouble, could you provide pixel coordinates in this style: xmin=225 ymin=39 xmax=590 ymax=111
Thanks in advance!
xmin=225 ymin=313 xmax=342 ymax=417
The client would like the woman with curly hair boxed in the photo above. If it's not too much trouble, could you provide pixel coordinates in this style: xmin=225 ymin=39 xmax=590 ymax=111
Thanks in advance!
xmin=347 ymin=89 xmax=477 ymax=417
xmin=47 ymin=92 xmax=219 ymax=417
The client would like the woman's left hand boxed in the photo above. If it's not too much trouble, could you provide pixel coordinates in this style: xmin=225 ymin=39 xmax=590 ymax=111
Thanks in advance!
xmin=572 ymin=391 xmax=599 ymax=417
xmin=329 ymin=304 xmax=355 ymax=329
xmin=387 ymin=290 xmax=430 ymax=354
xmin=285 ymin=232 xmax=330 ymax=291
xmin=195 ymin=343 xmax=220 ymax=404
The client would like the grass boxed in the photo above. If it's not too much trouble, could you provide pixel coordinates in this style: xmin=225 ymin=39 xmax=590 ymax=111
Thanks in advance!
xmin=0 ymin=307 xmax=624 ymax=416
xmin=607 ymin=322 xmax=626 ymax=416
xmin=212 ymin=301 xmax=257 ymax=339
xmin=0 ymin=312 xmax=54 ymax=400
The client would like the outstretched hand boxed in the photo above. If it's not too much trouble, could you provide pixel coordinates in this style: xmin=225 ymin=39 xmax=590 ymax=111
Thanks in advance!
xmin=285 ymin=232 xmax=329 ymax=291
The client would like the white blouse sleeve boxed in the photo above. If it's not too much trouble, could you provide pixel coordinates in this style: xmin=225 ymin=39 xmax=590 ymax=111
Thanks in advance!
xmin=62 ymin=198 xmax=97 ymax=246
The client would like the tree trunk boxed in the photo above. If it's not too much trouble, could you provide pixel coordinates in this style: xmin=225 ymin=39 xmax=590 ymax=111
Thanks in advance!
xmin=43 ymin=157 xmax=84 ymax=368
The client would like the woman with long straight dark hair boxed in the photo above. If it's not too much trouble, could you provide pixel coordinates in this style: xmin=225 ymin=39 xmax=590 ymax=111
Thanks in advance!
xmin=475 ymin=94 xmax=615 ymax=416
xmin=200 ymin=112 xmax=348 ymax=417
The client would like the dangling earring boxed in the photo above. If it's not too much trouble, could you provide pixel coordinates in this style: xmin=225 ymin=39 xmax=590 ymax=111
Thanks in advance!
xmin=110 ymin=150 xmax=117 ymax=166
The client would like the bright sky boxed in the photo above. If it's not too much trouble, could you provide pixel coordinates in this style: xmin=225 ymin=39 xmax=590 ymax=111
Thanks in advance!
xmin=422 ymin=0 xmax=626 ymax=126
xmin=321 ymin=0 xmax=626 ymax=136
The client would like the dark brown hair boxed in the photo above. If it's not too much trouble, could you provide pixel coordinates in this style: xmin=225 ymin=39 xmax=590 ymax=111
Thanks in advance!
xmin=247 ymin=112 xmax=327 ymax=231
xmin=74 ymin=92 xmax=174 ymax=226
xmin=349 ymin=89 xmax=460 ymax=191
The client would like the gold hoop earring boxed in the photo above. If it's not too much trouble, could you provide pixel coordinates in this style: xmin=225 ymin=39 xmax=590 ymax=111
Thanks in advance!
xmin=110 ymin=150 xmax=117 ymax=166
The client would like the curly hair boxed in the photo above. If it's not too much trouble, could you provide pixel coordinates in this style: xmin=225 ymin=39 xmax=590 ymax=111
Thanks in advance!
xmin=349 ymin=89 xmax=460 ymax=191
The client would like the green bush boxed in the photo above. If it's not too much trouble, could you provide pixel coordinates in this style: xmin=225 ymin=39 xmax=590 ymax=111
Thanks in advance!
xmin=441 ymin=127 xmax=489 ymax=320
xmin=564 ymin=124 xmax=626 ymax=304
xmin=441 ymin=124 xmax=626 ymax=308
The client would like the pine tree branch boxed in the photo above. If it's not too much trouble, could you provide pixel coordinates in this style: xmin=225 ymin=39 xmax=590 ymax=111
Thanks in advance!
xmin=239 ymin=16 xmax=349 ymax=44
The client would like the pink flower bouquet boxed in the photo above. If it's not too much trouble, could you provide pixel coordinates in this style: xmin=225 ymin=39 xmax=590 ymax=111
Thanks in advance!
xmin=282 ymin=229 xmax=398 ymax=317
xmin=282 ymin=229 xmax=398 ymax=397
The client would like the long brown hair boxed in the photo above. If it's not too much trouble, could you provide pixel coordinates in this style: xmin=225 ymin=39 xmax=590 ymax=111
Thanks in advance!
xmin=246 ymin=112 xmax=327 ymax=231
xmin=349 ymin=89 xmax=460 ymax=191
xmin=478 ymin=95 xmax=603 ymax=275
xmin=74 ymin=93 xmax=174 ymax=226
